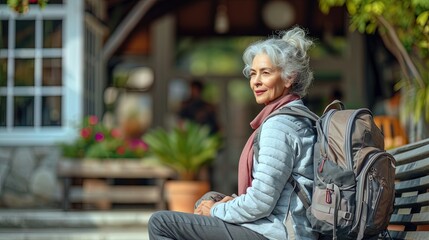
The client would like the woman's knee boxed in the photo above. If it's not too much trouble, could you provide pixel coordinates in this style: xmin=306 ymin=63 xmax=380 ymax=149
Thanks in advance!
xmin=148 ymin=211 xmax=174 ymax=239
xmin=148 ymin=211 xmax=170 ymax=230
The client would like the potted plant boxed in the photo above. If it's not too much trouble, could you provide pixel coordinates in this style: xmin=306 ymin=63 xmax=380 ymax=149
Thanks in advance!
xmin=143 ymin=121 xmax=222 ymax=213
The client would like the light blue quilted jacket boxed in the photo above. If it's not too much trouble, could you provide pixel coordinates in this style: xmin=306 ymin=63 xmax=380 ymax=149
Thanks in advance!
xmin=211 ymin=100 xmax=318 ymax=240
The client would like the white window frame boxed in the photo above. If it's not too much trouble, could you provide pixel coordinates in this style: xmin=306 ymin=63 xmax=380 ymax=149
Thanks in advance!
xmin=0 ymin=0 xmax=84 ymax=145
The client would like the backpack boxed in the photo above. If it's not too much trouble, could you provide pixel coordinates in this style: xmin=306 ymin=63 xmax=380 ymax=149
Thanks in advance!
xmin=254 ymin=100 xmax=396 ymax=240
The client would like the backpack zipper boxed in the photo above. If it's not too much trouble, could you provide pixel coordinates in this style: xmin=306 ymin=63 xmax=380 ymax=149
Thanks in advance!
xmin=352 ymin=151 xmax=391 ymax=231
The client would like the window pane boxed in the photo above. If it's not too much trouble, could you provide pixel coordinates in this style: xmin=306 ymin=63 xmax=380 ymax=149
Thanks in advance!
xmin=15 ymin=58 xmax=34 ymax=86
xmin=14 ymin=96 xmax=34 ymax=126
xmin=43 ymin=20 xmax=62 ymax=48
xmin=43 ymin=58 xmax=62 ymax=86
xmin=1 ymin=20 xmax=8 ymax=49
xmin=42 ymin=96 xmax=61 ymax=126
xmin=0 ymin=58 xmax=6 ymax=87
xmin=15 ymin=20 xmax=35 ymax=49
xmin=0 ymin=96 xmax=5 ymax=126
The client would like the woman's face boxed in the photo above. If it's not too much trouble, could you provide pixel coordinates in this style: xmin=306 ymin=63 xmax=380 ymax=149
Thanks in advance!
xmin=249 ymin=53 xmax=292 ymax=105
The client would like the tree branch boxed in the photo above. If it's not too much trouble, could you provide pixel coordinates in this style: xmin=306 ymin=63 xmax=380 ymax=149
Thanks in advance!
xmin=376 ymin=15 xmax=424 ymax=88
xmin=378 ymin=31 xmax=412 ymax=84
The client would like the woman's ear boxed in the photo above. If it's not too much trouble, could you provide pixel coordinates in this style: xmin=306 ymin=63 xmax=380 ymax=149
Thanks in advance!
xmin=284 ymin=73 xmax=296 ymax=88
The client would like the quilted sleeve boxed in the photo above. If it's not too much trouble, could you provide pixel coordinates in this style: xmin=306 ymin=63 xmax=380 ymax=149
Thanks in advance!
xmin=211 ymin=115 xmax=301 ymax=223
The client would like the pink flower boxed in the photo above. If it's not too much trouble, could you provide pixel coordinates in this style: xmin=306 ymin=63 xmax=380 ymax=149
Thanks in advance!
xmin=95 ymin=132 xmax=104 ymax=142
xmin=111 ymin=128 xmax=122 ymax=138
xmin=88 ymin=116 xmax=98 ymax=125
xmin=81 ymin=128 xmax=91 ymax=139
xmin=116 ymin=146 xmax=126 ymax=155
xmin=127 ymin=139 xmax=148 ymax=152
xmin=138 ymin=141 xmax=148 ymax=151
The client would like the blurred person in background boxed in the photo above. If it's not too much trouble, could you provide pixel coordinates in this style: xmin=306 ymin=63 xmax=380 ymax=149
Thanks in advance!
xmin=177 ymin=79 xmax=220 ymax=135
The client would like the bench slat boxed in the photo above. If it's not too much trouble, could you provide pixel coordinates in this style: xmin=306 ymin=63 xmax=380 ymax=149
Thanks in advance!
xmin=57 ymin=159 xmax=176 ymax=179
xmin=395 ymin=157 xmax=429 ymax=181
xmin=389 ymin=231 xmax=429 ymax=240
xmin=390 ymin=212 xmax=429 ymax=225
xmin=395 ymin=175 xmax=429 ymax=194
xmin=391 ymin=145 xmax=429 ymax=166
xmin=394 ymin=192 xmax=429 ymax=208
xmin=387 ymin=139 xmax=429 ymax=240
xmin=388 ymin=138 xmax=429 ymax=156
xmin=70 ymin=186 xmax=162 ymax=203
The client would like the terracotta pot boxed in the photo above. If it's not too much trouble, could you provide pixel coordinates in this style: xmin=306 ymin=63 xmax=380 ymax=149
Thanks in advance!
xmin=164 ymin=180 xmax=210 ymax=213
xmin=121 ymin=118 xmax=145 ymax=139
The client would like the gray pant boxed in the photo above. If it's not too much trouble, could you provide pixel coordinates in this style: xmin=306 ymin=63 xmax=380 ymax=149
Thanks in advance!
xmin=148 ymin=210 xmax=268 ymax=240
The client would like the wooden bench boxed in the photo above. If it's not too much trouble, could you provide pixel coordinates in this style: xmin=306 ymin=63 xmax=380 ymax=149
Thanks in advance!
xmin=387 ymin=138 xmax=429 ymax=239
xmin=374 ymin=116 xmax=408 ymax=150
xmin=57 ymin=159 xmax=176 ymax=210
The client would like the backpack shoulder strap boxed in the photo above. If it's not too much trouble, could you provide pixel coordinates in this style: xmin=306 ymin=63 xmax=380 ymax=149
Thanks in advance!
xmin=290 ymin=177 xmax=311 ymax=209
xmin=254 ymin=105 xmax=318 ymax=210
xmin=270 ymin=105 xmax=319 ymax=123
xmin=255 ymin=105 xmax=318 ymax=152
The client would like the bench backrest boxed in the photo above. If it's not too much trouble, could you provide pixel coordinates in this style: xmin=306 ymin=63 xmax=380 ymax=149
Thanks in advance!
xmin=387 ymin=138 xmax=429 ymax=239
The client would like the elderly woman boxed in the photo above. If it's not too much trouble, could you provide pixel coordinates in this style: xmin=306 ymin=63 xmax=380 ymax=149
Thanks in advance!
xmin=148 ymin=26 xmax=318 ymax=240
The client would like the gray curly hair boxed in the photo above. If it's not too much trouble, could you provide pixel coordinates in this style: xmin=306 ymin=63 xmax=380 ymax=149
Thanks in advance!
xmin=242 ymin=26 xmax=314 ymax=97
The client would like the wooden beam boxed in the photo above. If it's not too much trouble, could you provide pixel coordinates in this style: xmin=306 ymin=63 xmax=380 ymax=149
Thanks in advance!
xmin=57 ymin=159 xmax=175 ymax=178
xmin=102 ymin=0 xmax=157 ymax=59
xmin=70 ymin=185 xmax=163 ymax=203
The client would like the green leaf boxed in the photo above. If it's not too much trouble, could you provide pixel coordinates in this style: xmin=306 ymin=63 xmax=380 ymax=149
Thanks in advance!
xmin=426 ymin=86 xmax=429 ymax=121
xmin=416 ymin=11 xmax=429 ymax=27
xmin=412 ymin=0 xmax=429 ymax=9
xmin=143 ymin=121 xmax=221 ymax=180
xmin=346 ymin=1 xmax=357 ymax=15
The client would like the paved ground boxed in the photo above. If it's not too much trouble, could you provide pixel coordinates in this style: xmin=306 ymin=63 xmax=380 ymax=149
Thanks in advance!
xmin=0 ymin=209 xmax=155 ymax=240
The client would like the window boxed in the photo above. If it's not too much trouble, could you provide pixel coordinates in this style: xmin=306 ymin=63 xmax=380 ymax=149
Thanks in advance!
xmin=0 ymin=0 xmax=84 ymax=145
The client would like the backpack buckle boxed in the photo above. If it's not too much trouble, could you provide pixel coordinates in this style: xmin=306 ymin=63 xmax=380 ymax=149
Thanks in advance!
xmin=343 ymin=212 xmax=352 ymax=221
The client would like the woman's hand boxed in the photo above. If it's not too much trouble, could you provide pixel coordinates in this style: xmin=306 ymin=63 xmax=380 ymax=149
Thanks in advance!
xmin=219 ymin=195 xmax=234 ymax=202
xmin=194 ymin=195 xmax=236 ymax=216
xmin=194 ymin=200 xmax=215 ymax=216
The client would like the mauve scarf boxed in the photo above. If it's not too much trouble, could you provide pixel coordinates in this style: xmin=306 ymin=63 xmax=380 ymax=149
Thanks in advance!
xmin=237 ymin=94 xmax=300 ymax=195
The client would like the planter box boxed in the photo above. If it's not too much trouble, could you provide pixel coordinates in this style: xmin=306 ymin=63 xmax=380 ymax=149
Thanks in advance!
xmin=57 ymin=158 xmax=176 ymax=210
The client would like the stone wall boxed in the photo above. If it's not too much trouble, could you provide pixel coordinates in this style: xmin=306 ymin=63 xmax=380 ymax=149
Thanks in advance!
xmin=0 ymin=146 xmax=61 ymax=208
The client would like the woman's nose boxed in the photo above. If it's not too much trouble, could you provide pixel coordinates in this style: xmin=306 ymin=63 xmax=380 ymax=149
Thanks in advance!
xmin=250 ymin=74 xmax=261 ymax=86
